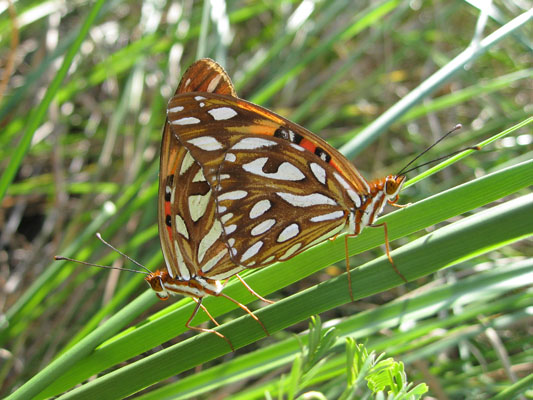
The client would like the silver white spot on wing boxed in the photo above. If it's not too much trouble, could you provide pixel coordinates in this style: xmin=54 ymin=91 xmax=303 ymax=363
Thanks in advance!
xmin=262 ymin=255 xmax=275 ymax=265
xmin=279 ymin=242 xmax=302 ymax=260
xmin=194 ymin=95 xmax=206 ymax=101
xmin=217 ymin=205 xmax=227 ymax=213
xmin=232 ymin=137 xmax=277 ymax=150
xmin=224 ymin=224 xmax=237 ymax=235
xmin=310 ymin=163 xmax=326 ymax=185
xmin=277 ymin=223 xmax=300 ymax=242
xmin=207 ymin=75 xmax=222 ymax=93
xmin=243 ymin=158 xmax=305 ymax=181
xmin=310 ymin=210 xmax=345 ymax=222
xmin=225 ymin=153 xmax=237 ymax=162
xmin=208 ymin=107 xmax=237 ymax=121
xmin=220 ymin=213 xmax=233 ymax=223
xmin=347 ymin=190 xmax=361 ymax=208
xmin=249 ymin=199 xmax=271 ymax=219
xmin=218 ymin=190 xmax=247 ymax=201
xmin=240 ymin=241 xmax=263 ymax=262
xmin=219 ymin=174 xmax=230 ymax=180
xmin=175 ymin=214 xmax=189 ymax=239
xmin=179 ymin=151 xmax=195 ymax=175
xmin=197 ymin=220 xmax=223 ymax=263
xmin=276 ymin=192 xmax=337 ymax=207
xmin=201 ymin=248 xmax=227 ymax=273
xmin=168 ymin=105 xmax=184 ymax=113
xmin=192 ymin=169 xmax=206 ymax=182
xmin=291 ymin=143 xmax=305 ymax=151
xmin=251 ymin=219 xmax=276 ymax=236
xmin=187 ymin=136 xmax=223 ymax=151
xmin=188 ymin=190 xmax=212 ymax=222
xmin=171 ymin=117 xmax=201 ymax=125
xmin=174 ymin=240 xmax=190 ymax=280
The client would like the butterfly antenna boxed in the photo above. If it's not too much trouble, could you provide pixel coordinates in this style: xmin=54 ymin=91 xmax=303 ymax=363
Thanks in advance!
xmin=54 ymin=256 xmax=149 ymax=275
xmin=397 ymin=124 xmax=472 ymax=176
xmin=54 ymin=233 xmax=153 ymax=275
xmin=94 ymin=232 xmax=153 ymax=274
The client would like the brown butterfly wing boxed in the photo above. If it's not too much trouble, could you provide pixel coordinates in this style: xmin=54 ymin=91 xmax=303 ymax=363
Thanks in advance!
xmin=158 ymin=59 xmax=244 ymax=280
xmin=167 ymin=94 xmax=371 ymax=271
xmin=214 ymin=134 xmax=351 ymax=267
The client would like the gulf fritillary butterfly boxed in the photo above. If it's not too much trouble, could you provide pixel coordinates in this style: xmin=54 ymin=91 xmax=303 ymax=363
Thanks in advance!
xmin=57 ymin=58 xmax=407 ymax=350
xmin=146 ymin=59 xmax=405 ymax=342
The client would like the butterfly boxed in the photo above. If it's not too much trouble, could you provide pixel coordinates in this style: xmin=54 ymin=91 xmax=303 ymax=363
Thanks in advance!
xmin=142 ymin=58 xmax=406 ymax=348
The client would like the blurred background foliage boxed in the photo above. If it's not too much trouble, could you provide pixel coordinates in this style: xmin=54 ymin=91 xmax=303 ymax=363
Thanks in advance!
xmin=0 ymin=0 xmax=532 ymax=399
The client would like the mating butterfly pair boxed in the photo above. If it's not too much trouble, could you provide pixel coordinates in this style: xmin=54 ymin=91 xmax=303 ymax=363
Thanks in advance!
xmin=140 ymin=59 xmax=406 ymax=347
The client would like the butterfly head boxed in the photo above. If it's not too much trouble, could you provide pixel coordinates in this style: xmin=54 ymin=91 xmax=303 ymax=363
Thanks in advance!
xmin=145 ymin=270 xmax=170 ymax=300
xmin=384 ymin=175 xmax=406 ymax=204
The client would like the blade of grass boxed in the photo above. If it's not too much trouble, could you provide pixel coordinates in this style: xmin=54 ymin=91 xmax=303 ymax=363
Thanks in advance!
xmin=0 ymin=0 xmax=107 ymax=202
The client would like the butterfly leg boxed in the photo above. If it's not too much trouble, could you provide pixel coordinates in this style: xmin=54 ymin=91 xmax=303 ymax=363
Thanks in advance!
xmin=370 ymin=222 xmax=408 ymax=283
xmin=344 ymin=234 xmax=355 ymax=302
xmin=219 ymin=292 xmax=270 ymax=336
xmin=235 ymin=274 xmax=275 ymax=304
xmin=187 ymin=297 xmax=235 ymax=351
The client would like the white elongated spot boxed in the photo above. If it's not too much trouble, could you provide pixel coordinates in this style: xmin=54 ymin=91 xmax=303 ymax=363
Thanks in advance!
xmin=208 ymin=107 xmax=238 ymax=121
xmin=218 ymin=190 xmax=247 ymax=201
xmin=171 ymin=117 xmax=200 ymax=125
xmin=225 ymin=153 xmax=236 ymax=162
xmin=279 ymin=242 xmax=302 ymax=260
xmin=184 ymin=78 xmax=191 ymax=88
xmin=251 ymin=219 xmax=276 ymax=236
xmin=224 ymin=224 xmax=237 ymax=235
xmin=219 ymin=174 xmax=230 ymax=180
xmin=174 ymin=240 xmax=190 ymax=280
xmin=188 ymin=190 xmax=211 ymax=222
xmin=310 ymin=163 xmax=326 ymax=185
xmin=310 ymin=210 xmax=345 ymax=222
xmin=249 ymin=199 xmax=271 ymax=219
xmin=347 ymin=190 xmax=361 ymax=208
xmin=187 ymin=136 xmax=223 ymax=151
xmin=207 ymin=75 xmax=222 ymax=92
xmin=209 ymin=265 xmax=245 ymax=281
xmin=194 ymin=95 xmax=206 ymax=101
xmin=243 ymin=158 xmax=305 ymax=181
xmin=240 ymin=241 xmax=264 ymax=263
xmin=262 ymin=255 xmax=276 ymax=265
xmin=361 ymin=192 xmax=385 ymax=228
xmin=277 ymin=223 xmax=300 ymax=242
xmin=220 ymin=213 xmax=233 ymax=223
xmin=276 ymin=192 xmax=336 ymax=207
xmin=175 ymin=214 xmax=189 ymax=239
xmin=232 ymin=137 xmax=277 ymax=150
xmin=335 ymin=172 xmax=369 ymax=195
xmin=168 ymin=105 xmax=184 ymax=113
xmin=197 ymin=220 xmax=223 ymax=263
xmin=217 ymin=205 xmax=227 ymax=213
xmin=201 ymin=248 xmax=227 ymax=273
xmin=291 ymin=143 xmax=305 ymax=151
xmin=179 ymin=151 xmax=195 ymax=175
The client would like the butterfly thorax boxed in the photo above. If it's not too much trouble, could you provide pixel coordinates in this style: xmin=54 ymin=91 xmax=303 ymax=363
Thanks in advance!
xmin=145 ymin=269 xmax=223 ymax=300
xmin=351 ymin=175 xmax=405 ymax=235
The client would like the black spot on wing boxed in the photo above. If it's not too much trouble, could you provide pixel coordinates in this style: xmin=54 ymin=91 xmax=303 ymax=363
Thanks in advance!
xmin=274 ymin=127 xmax=303 ymax=144
xmin=314 ymin=147 xmax=331 ymax=163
